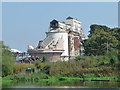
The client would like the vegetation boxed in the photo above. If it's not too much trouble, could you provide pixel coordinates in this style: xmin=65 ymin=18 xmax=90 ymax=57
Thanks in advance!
xmin=82 ymin=25 xmax=119 ymax=56
xmin=1 ymin=41 xmax=15 ymax=77
xmin=1 ymin=41 xmax=35 ymax=76
xmin=42 ymin=56 xmax=47 ymax=63
xmin=0 ymin=41 xmax=2 ymax=76
xmin=32 ymin=56 xmax=120 ymax=78
xmin=2 ymin=55 xmax=120 ymax=87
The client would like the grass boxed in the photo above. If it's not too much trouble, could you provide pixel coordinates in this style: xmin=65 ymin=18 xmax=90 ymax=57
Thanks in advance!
xmin=59 ymin=76 xmax=120 ymax=81
xmin=2 ymin=72 xmax=120 ymax=83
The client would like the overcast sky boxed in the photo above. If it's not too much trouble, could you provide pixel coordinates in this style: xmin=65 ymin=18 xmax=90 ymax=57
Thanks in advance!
xmin=2 ymin=2 xmax=118 ymax=52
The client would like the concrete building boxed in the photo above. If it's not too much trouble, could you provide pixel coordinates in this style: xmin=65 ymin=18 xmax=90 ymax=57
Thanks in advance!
xmin=27 ymin=17 xmax=85 ymax=62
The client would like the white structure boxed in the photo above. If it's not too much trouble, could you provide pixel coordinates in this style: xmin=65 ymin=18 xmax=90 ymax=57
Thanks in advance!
xmin=28 ymin=17 xmax=85 ymax=62
xmin=10 ymin=49 xmax=22 ymax=53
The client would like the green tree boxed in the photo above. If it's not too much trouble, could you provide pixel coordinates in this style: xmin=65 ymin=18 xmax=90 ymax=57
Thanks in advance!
xmin=109 ymin=28 xmax=120 ymax=60
xmin=1 ymin=41 xmax=15 ymax=77
xmin=82 ymin=25 xmax=118 ymax=56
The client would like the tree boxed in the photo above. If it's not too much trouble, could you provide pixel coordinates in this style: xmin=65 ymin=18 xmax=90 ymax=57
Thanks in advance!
xmin=109 ymin=28 xmax=120 ymax=60
xmin=82 ymin=25 xmax=119 ymax=56
xmin=1 ymin=41 xmax=15 ymax=77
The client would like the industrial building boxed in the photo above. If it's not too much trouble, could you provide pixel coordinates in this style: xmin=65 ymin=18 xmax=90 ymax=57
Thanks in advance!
xmin=27 ymin=17 xmax=85 ymax=62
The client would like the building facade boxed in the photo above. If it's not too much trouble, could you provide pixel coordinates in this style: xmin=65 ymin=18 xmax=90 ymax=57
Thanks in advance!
xmin=28 ymin=17 xmax=85 ymax=62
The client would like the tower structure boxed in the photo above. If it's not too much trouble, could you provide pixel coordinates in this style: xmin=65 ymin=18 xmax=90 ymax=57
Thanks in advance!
xmin=28 ymin=17 xmax=84 ymax=62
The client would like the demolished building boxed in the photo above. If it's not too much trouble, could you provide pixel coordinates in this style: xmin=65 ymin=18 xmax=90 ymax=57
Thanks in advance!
xmin=27 ymin=17 xmax=85 ymax=62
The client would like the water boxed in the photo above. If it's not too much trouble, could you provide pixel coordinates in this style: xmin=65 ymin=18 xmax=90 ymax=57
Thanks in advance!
xmin=2 ymin=80 xmax=120 ymax=89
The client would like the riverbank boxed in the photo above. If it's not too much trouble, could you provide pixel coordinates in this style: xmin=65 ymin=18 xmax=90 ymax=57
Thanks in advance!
xmin=2 ymin=72 xmax=120 ymax=83
xmin=2 ymin=72 xmax=120 ymax=88
xmin=2 ymin=51 xmax=120 ymax=88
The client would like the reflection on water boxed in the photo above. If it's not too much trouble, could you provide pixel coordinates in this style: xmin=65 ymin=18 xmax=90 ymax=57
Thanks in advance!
xmin=2 ymin=80 xmax=120 ymax=89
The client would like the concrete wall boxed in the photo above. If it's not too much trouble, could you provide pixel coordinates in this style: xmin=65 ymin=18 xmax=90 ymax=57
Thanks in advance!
xmin=68 ymin=31 xmax=80 ymax=57
xmin=29 ymin=52 xmax=62 ymax=62
xmin=74 ymin=36 xmax=80 ymax=56
xmin=66 ymin=18 xmax=81 ymax=33
xmin=46 ymin=32 xmax=69 ymax=58
xmin=68 ymin=34 xmax=75 ymax=56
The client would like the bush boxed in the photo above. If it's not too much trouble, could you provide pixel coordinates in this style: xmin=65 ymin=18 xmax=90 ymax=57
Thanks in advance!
xmin=2 ymin=42 xmax=14 ymax=77
xmin=42 ymin=56 xmax=47 ymax=63
xmin=39 ymin=56 xmax=119 ymax=77
xmin=2 ymin=65 xmax=10 ymax=77
xmin=74 ymin=56 xmax=84 ymax=61
xmin=109 ymin=55 xmax=118 ymax=65
xmin=35 ymin=60 xmax=44 ymax=69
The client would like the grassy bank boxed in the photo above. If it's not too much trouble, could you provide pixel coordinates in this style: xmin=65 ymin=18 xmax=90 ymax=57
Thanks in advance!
xmin=2 ymin=68 xmax=120 ymax=88
xmin=2 ymin=55 xmax=120 ymax=87
xmin=2 ymin=72 xmax=120 ymax=83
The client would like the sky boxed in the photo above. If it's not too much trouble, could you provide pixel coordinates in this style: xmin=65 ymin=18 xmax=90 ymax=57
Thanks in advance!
xmin=2 ymin=2 xmax=118 ymax=52
xmin=118 ymin=1 xmax=120 ymax=28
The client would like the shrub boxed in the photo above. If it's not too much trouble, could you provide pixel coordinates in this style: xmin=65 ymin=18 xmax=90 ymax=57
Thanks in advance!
xmin=35 ymin=60 xmax=44 ymax=69
xmin=42 ymin=56 xmax=47 ymax=63
xmin=2 ymin=42 xmax=14 ymax=77
xmin=74 ymin=56 xmax=84 ymax=61
xmin=39 ymin=57 xmax=118 ymax=77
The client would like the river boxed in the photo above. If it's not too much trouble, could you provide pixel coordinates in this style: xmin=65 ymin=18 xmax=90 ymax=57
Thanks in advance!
xmin=2 ymin=80 xmax=120 ymax=89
